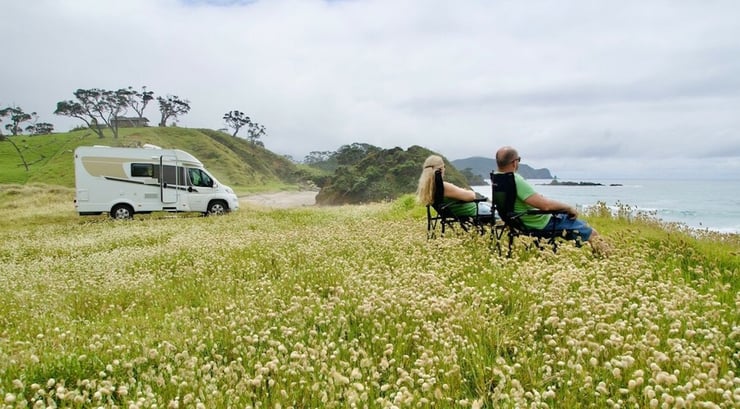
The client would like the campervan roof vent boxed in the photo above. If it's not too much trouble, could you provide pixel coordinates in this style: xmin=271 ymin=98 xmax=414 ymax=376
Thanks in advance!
xmin=142 ymin=144 xmax=162 ymax=149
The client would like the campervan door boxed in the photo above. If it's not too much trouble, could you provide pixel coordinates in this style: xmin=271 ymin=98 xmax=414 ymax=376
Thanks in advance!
xmin=160 ymin=153 xmax=180 ymax=205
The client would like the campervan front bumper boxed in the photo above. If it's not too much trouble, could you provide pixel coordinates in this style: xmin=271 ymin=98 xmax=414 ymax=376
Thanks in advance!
xmin=229 ymin=194 xmax=240 ymax=212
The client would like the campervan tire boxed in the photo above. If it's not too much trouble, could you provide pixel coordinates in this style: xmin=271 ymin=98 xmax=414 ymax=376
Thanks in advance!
xmin=110 ymin=204 xmax=134 ymax=220
xmin=206 ymin=200 xmax=227 ymax=216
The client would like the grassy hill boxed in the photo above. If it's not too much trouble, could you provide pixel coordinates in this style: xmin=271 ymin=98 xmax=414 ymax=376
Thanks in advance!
xmin=316 ymin=145 xmax=470 ymax=205
xmin=0 ymin=127 xmax=312 ymax=193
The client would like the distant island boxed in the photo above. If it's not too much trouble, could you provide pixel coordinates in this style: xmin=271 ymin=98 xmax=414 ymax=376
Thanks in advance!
xmin=546 ymin=180 xmax=603 ymax=186
xmin=543 ymin=180 xmax=623 ymax=187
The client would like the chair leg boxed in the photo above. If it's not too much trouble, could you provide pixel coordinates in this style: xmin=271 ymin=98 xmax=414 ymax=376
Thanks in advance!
xmin=533 ymin=238 xmax=542 ymax=251
xmin=427 ymin=218 xmax=437 ymax=240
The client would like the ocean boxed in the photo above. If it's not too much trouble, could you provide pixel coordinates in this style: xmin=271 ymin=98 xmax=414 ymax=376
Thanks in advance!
xmin=472 ymin=178 xmax=740 ymax=234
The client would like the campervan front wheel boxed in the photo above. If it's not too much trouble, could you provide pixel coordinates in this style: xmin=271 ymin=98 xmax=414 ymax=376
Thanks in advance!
xmin=206 ymin=200 xmax=227 ymax=216
xmin=110 ymin=204 xmax=134 ymax=220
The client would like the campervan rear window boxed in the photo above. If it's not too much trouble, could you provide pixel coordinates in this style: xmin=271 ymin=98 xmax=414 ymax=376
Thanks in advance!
xmin=131 ymin=163 xmax=160 ymax=178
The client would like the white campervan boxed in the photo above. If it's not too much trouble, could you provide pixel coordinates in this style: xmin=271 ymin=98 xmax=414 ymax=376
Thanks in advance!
xmin=74 ymin=144 xmax=239 ymax=219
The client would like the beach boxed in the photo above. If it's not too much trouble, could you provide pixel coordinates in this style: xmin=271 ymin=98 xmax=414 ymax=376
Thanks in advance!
xmin=239 ymin=190 xmax=318 ymax=208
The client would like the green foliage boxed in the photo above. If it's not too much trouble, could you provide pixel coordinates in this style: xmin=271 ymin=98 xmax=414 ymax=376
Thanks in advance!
xmin=295 ymin=162 xmax=333 ymax=187
xmin=315 ymin=145 xmax=471 ymax=205
xmin=460 ymin=167 xmax=485 ymax=185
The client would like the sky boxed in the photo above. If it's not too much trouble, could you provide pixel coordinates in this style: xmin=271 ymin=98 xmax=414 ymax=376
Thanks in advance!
xmin=2 ymin=0 xmax=740 ymax=179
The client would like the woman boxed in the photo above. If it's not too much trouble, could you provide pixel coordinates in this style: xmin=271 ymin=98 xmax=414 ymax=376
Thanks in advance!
xmin=416 ymin=154 xmax=492 ymax=216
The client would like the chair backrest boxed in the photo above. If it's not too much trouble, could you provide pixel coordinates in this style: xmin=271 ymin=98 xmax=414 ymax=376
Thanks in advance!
xmin=490 ymin=172 xmax=520 ymax=227
xmin=431 ymin=169 xmax=448 ymax=214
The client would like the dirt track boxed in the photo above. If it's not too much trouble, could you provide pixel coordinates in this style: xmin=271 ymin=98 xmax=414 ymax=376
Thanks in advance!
xmin=239 ymin=191 xmax=318 ymax=208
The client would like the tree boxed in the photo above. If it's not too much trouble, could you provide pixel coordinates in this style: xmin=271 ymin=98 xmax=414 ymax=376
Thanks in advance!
xmin=0 ymin=107 xmax=30 ymax=171
xmin=335 ymin=143 xmax=381 ymax=165
xmin=121 ymin=86 xmax=154 ymax=119
xmin=157 ymin=95 xmax=190 ymax=127
xmin=54 ymin=88 xmax=129 ymax=138
xmin=222 ymin=110 xmax=250 ymax=137
xmin=0 ymin=106 xmax=35 ymax=136
xmin=26 ymin=122 xmax=54 ymax=135
xmin=246 ymin=121 xmax=266 ymax=146
xmin=223 ymin=110 xmax=267 ymax=144
xmin=102 ymin=88 xmax=129 ymax=138
xmin=304 ymin=150 xmax=333 ymax=164
xmin=55 ymin=99 xmax=104 ymax=138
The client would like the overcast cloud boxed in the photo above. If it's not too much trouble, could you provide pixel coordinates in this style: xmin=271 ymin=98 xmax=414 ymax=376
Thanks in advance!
xmin=2 ymin=0 xmax=739 ymax=179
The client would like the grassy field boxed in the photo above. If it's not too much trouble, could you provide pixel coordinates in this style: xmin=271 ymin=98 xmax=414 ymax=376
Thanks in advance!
xmin=0 ymin=185 xmax=738 ymax=408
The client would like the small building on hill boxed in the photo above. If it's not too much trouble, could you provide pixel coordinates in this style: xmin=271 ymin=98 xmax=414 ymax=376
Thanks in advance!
xmin=113 ymin=117 xmax=149 ymax=128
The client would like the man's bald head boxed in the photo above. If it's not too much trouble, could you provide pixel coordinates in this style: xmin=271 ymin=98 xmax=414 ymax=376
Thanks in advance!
xmin=496 ymin=146 xmax=519 ymax=170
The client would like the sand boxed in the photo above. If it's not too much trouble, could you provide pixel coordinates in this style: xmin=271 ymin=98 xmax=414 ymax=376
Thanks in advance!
xmin=239 ymin=191 xmax=318 ymax=209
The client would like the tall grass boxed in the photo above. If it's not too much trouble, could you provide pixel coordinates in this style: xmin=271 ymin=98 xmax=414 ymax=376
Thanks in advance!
xmin=0 ymin=186 xmax=738 ymax=408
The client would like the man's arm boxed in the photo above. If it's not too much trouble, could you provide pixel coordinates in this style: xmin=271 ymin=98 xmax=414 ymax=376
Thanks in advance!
xmin=524 ymin=193 xmax=578 ymax=218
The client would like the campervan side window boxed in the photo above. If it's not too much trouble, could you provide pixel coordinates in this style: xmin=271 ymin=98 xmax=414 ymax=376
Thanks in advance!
xmin=162 ymin=165 xmax=187 ymax=186
xmin=131 ymin=163 xmax=157 ymax=178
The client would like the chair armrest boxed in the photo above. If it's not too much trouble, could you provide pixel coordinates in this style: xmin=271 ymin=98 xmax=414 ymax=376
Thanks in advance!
xmin=473 ymin=192 xmax=488 ymax=202
xmin=507 ymin=209 xmax=567 ymax=222
xmin=438 ymin=202 xmax=455 ymax=211
xmin=524 ymin=209 xmax=568 ymax=216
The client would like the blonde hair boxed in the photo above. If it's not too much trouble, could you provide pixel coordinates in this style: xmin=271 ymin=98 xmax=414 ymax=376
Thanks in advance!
xmin=416 ymin=155 xmax=444 ymax=205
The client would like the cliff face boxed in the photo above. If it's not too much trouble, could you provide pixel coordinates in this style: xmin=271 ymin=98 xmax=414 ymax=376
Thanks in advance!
xmin=451 ymin=156 xmax=553 ymax=181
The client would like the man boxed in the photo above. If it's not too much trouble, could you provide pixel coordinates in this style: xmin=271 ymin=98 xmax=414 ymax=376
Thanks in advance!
xmin=495 ymin=146 xmax=610 ymax=255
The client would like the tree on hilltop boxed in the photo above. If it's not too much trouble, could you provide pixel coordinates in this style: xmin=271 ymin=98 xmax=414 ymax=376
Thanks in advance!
xmin=27 ymin=122 xmax=54 ymax=135
xmin=246 ymin=122 xmax=266 ymax=146
xmin=304 ymin=150 xmax=334 ymax=164
xmin=0 ymin=106 xmax=34 ymax=136
xmin=157 ymin=95 xmax=190 ymax=127
xmin=335 ymin=143 xmax=381 ymax=165
xmin=223 ymin=110 xmax=250 ymax=137
xmin=0 ymin=105 xmax=54 ymax=137
xmin=223 ymin=110 xmax=267 ymax=145
xmin=0 ymin=106 xmax=32 ymax=171
xmin=121 ymin=86 xmax=154 ymax=119
xmin=54 ymin=88 xmax=129 ymax=138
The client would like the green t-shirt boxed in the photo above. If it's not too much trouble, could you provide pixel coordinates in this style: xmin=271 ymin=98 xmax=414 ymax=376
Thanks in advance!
xmin=442 ymin=197 xmax=479 ymax=217
xmin=513 ymin=173 xmax=550 ymax=229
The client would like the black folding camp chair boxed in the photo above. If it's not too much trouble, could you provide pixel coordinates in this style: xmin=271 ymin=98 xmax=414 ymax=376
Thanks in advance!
xmin=490 ymin=172 xmax=581 ymax=256
xmin=426 ymin=169 xmax=495 ymax=239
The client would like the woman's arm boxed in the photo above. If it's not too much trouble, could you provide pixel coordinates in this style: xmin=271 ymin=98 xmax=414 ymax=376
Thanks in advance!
xmin=442 ymin=181 xmax=477 ymax=202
